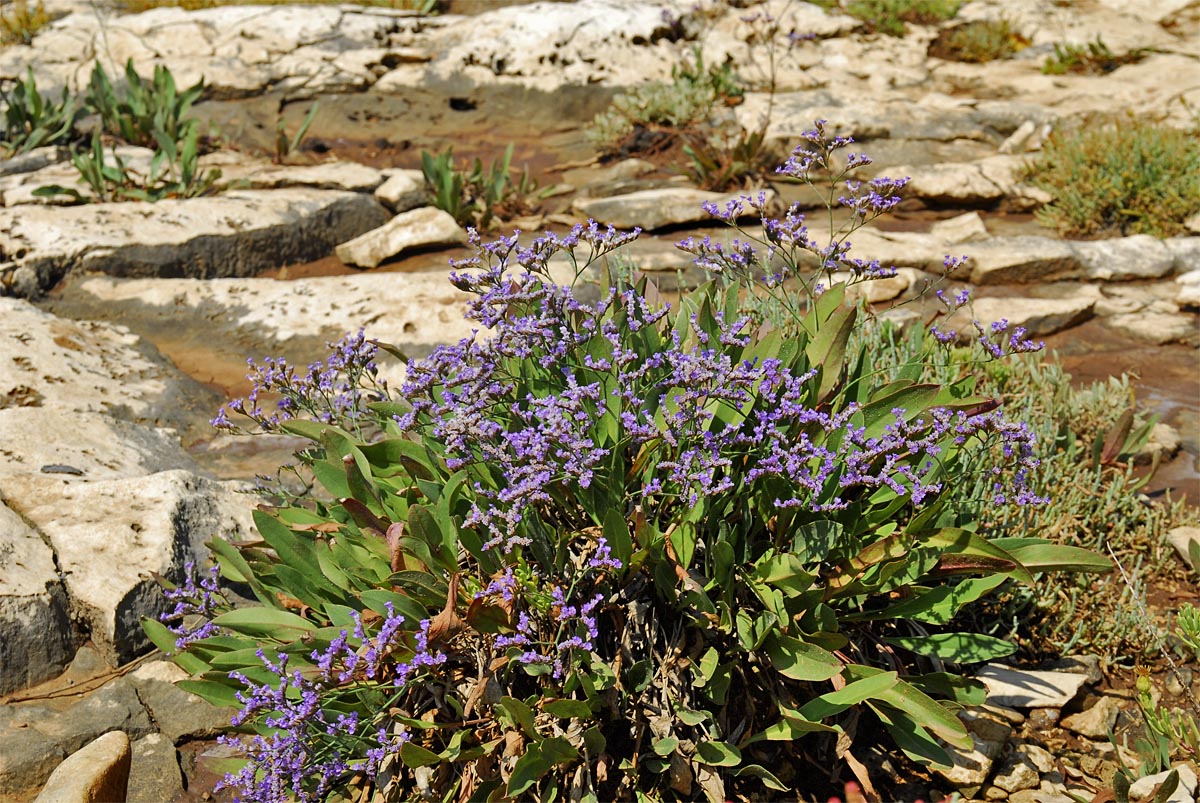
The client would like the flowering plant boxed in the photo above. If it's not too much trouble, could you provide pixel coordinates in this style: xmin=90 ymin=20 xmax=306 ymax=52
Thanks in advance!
xmin=147 ymin=122 xmax=1111 ymax=803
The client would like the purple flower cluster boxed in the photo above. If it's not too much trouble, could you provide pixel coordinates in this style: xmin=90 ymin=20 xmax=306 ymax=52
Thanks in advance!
xmin=218 ymin=603 xmax=424 ymax=803
xmin=160 ymin=561 xmax=224 ymax=650
xmin=212 ymin=330 xmax=382 ymax=433
xmin=494 ymin=586 xmax=605 ymax=681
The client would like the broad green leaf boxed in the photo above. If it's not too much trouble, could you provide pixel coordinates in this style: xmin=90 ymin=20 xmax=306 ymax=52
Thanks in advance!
xmin=543 ymin=699 xmax=593 ymax=719
xmin=176 ymin=679 xmax=240 ymax=710
xmin=857 ymin=383 xmax=941 ymax=440
xmin=905 ymin=673 xmax=987 ymax=706
xmin=507 ymin=745 xmax=552 ymax=797
xmin=869 ymin=702 xmax=955 ymax=768
xmin=652 ymin=736 xmax=678 ymax=756
xmin=142 ymin=618 xmax=210 ymax=674
xmin=603 ymin=508 xmax=633 ymax=569
xmin=694 ymin=740 xmax=741 ymax=767
xmin=798 ymin=670 xmax=899 ymax=722
xmin=861 ymin=575 xmax=1007 ymax=624
xmin=924 ymin=528 xmax=1033 ymax=586
xmin=734 ymin=764 xmax=788 ymax=791
xmin=805 ymin=305 xmax=856 ymax=401
xmin=211 ymin=607 xmax=316 ymax=638
xmin=846 ymin=666 xmax=970 ymax=749
xmin=763 ymin=634 xmax=842 ymax=682
xmin=400 ymin=741 xmax=442 ymax=768
xmin=498 ymin=696 xmax=538 ymax=739
xmin=1004 ymin=543 xmax=1113 ymax=574
xmin=744 ymin=710 xmax=836 ymax=744
xmin=883 ymin=633 xmax=1016 ymax=663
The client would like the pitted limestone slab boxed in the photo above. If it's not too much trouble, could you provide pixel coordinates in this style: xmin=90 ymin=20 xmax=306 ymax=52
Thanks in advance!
xmin=964 ymin=236 xmax=1083 ymax=285
xmin=5 ymin=470 xmax=255 ymax=664
xmin=0 ymin=297 xmax=218 ymax=431
xmin=0 ymin=501 xmax=76 ymax=695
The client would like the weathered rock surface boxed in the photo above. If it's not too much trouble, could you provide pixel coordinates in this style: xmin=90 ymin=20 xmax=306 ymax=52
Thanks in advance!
xmin=946 ymin=296 xmax=1095 ymax=340
xmin=964 ymin=237 xmax=1082 ymax=285
xmin=1075 ymin=235 xmax=1176 ymax=282
xmin=1061 ymin=696 xmax=1121 ymax=739
xmin=1106 ymin=312 xmax=1197 ymax=345
xmin=0 ymin=501 xmax=76 ymax=696
xmin=0 ymin=297 xmax=219 ymax=433
xmin=976 ymin=664 xmax=1089 ymax=708
xmin=210 ymin=158 xmax=386 ymax=193
xmin=935 ymin=706 xmax=1013 ymax=790
xmin=375 ymin=169 xmax=430 ymax=213
xmin=572 ymin=188 xmax=774 ymax=231
xmin=1129 ymin=766 xmax=1199 ymax=803
xmin=0 ymin=408 xmax=196 ymax=481
xmin=991 ymin=747 xmax=1041 ymax=794
xmin=127 ymin=733 xmax=183 ymax=803
xmin=3 ymin=470 xmax=254 ymax=664
xmin=32 ymin=730 xmax=131 ymax=803
xmin=0 ymin=189 xmax=389 ymax=297
xmin=894 ymin=155 xmax=1046 ymax=208
xmin=335 ymin=206 xmax=466 ymax=269
xmin=1168 ymin=526 xmax=1200 ymax=570
xmin=128 ymin=660 xmax=236 ymax=743
xmin=931 ymin=211 xmax=991 ymax=244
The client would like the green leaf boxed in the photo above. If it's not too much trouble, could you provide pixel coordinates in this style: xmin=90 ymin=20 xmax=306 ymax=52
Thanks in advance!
xmin=1004 ymin=543 xmax=1113 ymax=574
xmin=862 ymin=575 xmax=1007 ymax=624
xmin=905 ymin=673 xmax=987 ymax=706
xmin=845 ymin=666 xmax=970 ymax=749
xmin=603 ymin=507 xmax=633 ymax=570
xmin=762 ymin=634 xmax=842 ymax=682
xmin=507 ymin=746 xmax=553 ymax=797
xmin=870 ymin=702 xmax=955 ymax=768
xmin=543 ymin=699 xmax=592 ymax=719
xmin=797 ymin=670 xmax=899 ymax=721
xmin=858 ymin=383 xmax=942 ymax=440
xmin=142 ymin=618 xmax=210 ymax=674
xmin=176 ymin=679 xmax=241 ymax=710
xmin=400 ymin=741 xmax=442 ymax=769
xmin=211 ymin=607 xmax=316 ymax=638
xmin=694 ymin=740 xmax=741 ymax=767
xmin=498 ymin=696 xmax=538 ymax=739
xmin=883 ymin=633 xmax=1016 ymax=663
xmin=652 ymin=736 xmax=678 ymax=756
xmin=805 ymin=305 xmax=856 ymax=401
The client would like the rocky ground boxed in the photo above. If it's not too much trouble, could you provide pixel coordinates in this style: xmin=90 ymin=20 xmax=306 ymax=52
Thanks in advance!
xmin=0 ymin=0 xmax=1199 ymax=801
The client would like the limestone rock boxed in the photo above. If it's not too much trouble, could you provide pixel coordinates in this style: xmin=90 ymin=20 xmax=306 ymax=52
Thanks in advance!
xmin=0 ymin=501 xmax=77 ymax=696
xmin=0 ymin=189 xmax=390 ymax=298
xmin=1106 ymin=312 xmax=1197 ymax=345
xmin=375 ymin=169 xmax=430 ymax=213
xmin=976 ymin=664 xmax=1088 ymax=708
xmin=0 ymin=716 xmax=65 ymax=797
xmin=931 ymin=211 xmax=991 ymax=244
xmin=572 ymin=188 xmax=775 ymax=232
xmin=126 ymin=734 xmax=183 ymax=803
xmin=1061 ymin=696 xmax=1121 ymax=739
xmin=1075 ymin=235 xmax=1175 ymax=282
xmin=213 ymin=159 xmax=386 ymax=193
xmin=1166 ymin=237 xmax=1200 ymax=274
xmin=935 ymin=706 xmax=1013 ymax=790
xmin=1168 ymin=526 xmax=1200 ymax=571
xmin=964 ymin=237 xmax=1082 ymax=285
xmin=32 ymin=730 xmax=130 ymax=803
xmin=0 ymin=408 xmax=196 ymax=482
xmin=5 ymin=470 xmax=255 ymax=664
xmin=1129 ymin=766 xmax=1198 ymax=803
xmin=894 ymin=155 xmax=1027 ymax=206
xmin=1136 ymin=423 xmax=1182 ymax=466
xmin=335 ymin=206 xmax=467 ymax=269
xmin=128 ymin=660 xmax=237 ymax=742
xmin=1042 ymin=655 xmax=1104 ymax=686
xmin=992 ymin=747 xmax=1040 ymax=794
xmin=1177 ymin=272 xmax=1200 ymax=309
xmin=0 ymin=298 xmax=220 ymax=432
xmin=34 ymin=678 xmax=154 ymax=759
xmin=945 ymin=296 xmax=1095 ymax=340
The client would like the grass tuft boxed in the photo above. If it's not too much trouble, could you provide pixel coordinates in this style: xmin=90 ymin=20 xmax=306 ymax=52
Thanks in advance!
xmin=1024 ymin=119 xmax=1200 ymax=238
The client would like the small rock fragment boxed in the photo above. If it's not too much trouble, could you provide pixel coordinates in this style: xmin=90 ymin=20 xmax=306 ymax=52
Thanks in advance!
xmin=1061 ymin=696 xmax=1121 ymax=739
xmin=335 ymin=207 xmax=467 ymax=269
